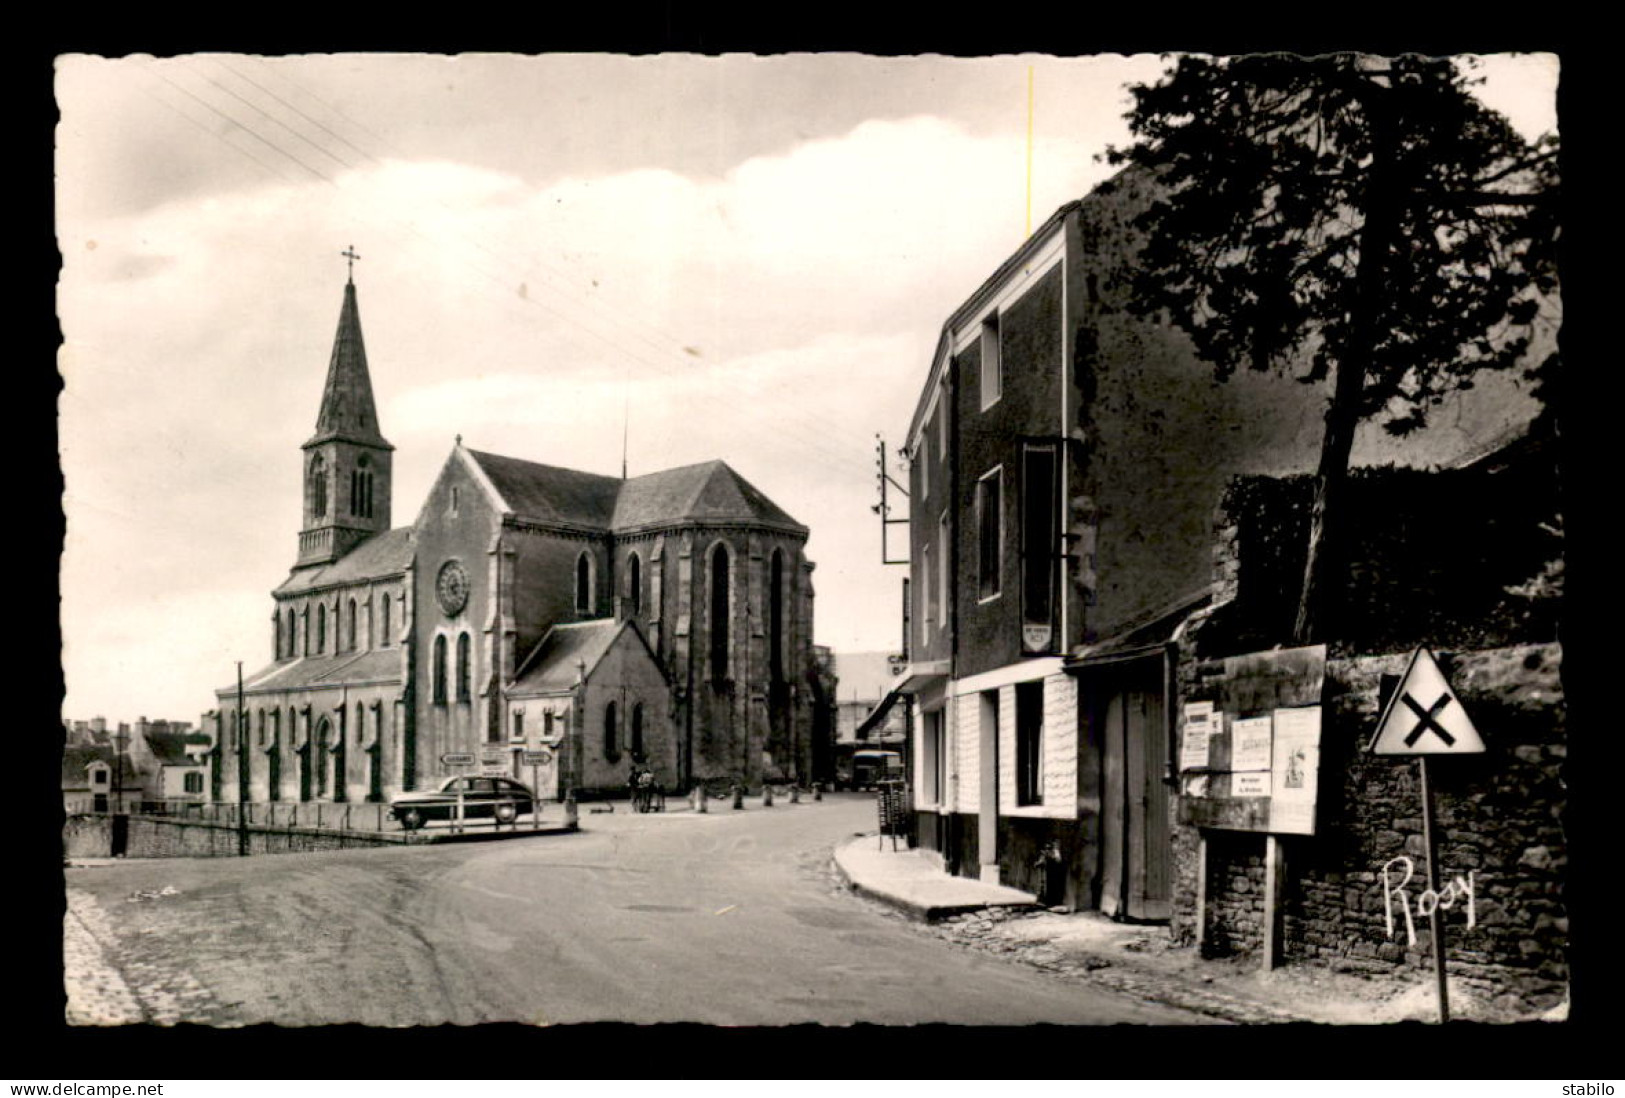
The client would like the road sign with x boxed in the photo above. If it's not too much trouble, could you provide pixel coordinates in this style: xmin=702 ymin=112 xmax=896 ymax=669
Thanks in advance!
xmin=1370 ymin=647 xmax=1485 ymax=756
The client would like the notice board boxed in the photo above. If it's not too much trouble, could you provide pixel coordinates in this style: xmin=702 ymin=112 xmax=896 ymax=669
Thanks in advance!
xmin=1176 ymin=644 xmax=1326 ymax=836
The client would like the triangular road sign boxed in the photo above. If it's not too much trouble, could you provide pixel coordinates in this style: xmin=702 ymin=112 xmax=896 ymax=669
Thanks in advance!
xmin=1370 ymin=647 xmax=1486 ymax=755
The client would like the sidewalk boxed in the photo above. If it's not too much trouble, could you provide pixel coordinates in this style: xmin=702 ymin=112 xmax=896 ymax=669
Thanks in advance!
xmin=831 ymin=833 xmax=1567 ymax=1025
xmin=832 ymin=834 xmax=1039 ymax=920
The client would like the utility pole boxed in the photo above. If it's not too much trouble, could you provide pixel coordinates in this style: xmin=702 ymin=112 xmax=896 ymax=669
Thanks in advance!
xmin=873 ymin=435 xmax=910 ymax=565
xmin=237 ymin=661 xmax=249 ymax=856
xmin=113 ymin=724 xmax=126 ymax=815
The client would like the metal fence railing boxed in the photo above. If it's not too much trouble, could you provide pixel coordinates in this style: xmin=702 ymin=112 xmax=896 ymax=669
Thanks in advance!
xmin=66 ymin=797 xmax=546 ymax=835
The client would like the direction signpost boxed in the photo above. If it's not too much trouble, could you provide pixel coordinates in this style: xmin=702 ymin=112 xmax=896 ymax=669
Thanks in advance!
xmin=1370 ymin=647 xmax=1486 ymax=1023
xmin=523 ymin=748 xmax=552 ymax=830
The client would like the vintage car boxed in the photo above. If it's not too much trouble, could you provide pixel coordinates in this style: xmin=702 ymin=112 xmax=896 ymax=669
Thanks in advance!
xmin=389 ymin=776 xmax=536 ymax=830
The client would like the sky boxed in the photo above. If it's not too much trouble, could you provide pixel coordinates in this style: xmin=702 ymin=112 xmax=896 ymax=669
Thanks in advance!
xmin=55 ymin=52 xmax=1560 ymax=725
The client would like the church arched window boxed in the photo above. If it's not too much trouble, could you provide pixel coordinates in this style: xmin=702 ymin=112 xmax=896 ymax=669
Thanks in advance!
xmin=770 ymin=548 xmax=786 ymax=683
xmin=286 ymin=609 xmax=296 ymax=658
xmin=604 ymin=701 xmax=620 ymax=763
xmin=347 ymin=598 xmax=358 ymax=651
xmin=432 ymin=635 xmax=448 ymax=704
xmin=627 ymin=552 xmax=642 ymax=617
xmin=456 ymin=632 xmax=472 ymax=703
xmin=631 ymin=702 xmax=645 ymax=761
xmin=380 ymin=594 xmax=391 ymax=647
xmin=575 ymin=552 xmax=593 ymax=616
xmin=353 ymin=455 xmax=374 ymax=519
xmin=709 ymin=542 xmax=731 ymax=687
xmin=317 ymin=604 xmax=327 ymax=654
xmin=309 ymin=454 xmax=327 ymax=518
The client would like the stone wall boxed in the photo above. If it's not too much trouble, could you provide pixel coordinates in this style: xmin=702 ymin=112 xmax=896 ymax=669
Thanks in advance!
xmin=1167 ymin=426 xmax=1567 ymax=1012
xmin=1172 ymin=642 xmax=1567 ymax=1013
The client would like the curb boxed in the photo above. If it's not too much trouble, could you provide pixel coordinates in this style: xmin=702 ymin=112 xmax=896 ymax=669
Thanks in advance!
xmin=413 ymin=823 xmax=580 ymax=844
xmin=831 ymin=845 xmax=1039 ymax=924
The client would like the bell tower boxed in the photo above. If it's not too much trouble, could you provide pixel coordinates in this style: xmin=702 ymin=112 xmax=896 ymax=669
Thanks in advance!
xmin=298 ymin=252 xmax=394 ymax=567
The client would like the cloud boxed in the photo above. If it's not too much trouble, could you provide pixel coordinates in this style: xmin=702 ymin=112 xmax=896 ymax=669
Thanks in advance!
xmin=57 ymin=55 xmax=1558 ymax=720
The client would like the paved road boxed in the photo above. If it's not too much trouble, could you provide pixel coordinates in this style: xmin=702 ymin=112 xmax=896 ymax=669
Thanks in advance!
xmin=64 ymin=795 xmax=1208 ymax=1026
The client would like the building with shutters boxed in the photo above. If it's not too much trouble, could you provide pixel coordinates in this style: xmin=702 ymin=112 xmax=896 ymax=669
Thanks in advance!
xmin=890 ymin=167 xmax=1547 ymax=917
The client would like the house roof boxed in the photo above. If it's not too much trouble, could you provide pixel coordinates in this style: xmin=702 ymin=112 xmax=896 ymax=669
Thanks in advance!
xmin=510 ymin=619 xmax=642 ymax=696
xmin=61 ymin=745 xmax=143 ymax=789
xmin=464 ymin=450 xmax=806 ymax=535
xmin=143 ymin=729 xmax=211 ymax=766
xmin=225 ymin=648 xmax=404 ymax=696
xmin=276 ymin=527 xmax=414 ymax=595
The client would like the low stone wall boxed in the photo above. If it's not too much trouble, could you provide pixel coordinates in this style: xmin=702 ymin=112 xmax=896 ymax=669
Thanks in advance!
xmin=1171 ymin=641 xmax=1567 ymax=1014
xmin=63 ymin=814 xmax=413 ymax=859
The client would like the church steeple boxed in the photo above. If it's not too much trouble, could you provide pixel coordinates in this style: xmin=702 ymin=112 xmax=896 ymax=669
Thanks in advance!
xmin=306 ymin=277 xmax=388 ymax=450
xmin=298 ymin=261 xmax=395 ymax=568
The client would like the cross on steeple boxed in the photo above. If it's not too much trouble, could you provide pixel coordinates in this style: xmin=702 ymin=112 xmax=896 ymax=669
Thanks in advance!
xmin=341 ymin=244 xmax=361 ymax=283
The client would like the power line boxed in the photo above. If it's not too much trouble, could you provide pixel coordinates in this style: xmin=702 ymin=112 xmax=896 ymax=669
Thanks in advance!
xmin=221 ymin=57 xmax=877 ymax=472
xmin=146 ymin=59 xmax=878 ymax=484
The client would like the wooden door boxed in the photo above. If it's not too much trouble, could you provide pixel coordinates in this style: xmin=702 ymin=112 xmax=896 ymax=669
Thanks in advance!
xmin=1099 ymin=661 xmax=1173 ymax=921
xmin=977 ymin=690 xmax=1000 ymax=883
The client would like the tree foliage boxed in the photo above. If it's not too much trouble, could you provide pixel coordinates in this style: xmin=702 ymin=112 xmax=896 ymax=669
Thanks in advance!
xmin=1108 ymin=53 xmax=1558 ymax=434
xmin=1106 ymin=53 xmax=1559 ymax=641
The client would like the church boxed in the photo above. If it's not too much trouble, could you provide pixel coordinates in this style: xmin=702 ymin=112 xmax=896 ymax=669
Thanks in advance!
xmin=210 ymin=270 xmax=819 ymax=806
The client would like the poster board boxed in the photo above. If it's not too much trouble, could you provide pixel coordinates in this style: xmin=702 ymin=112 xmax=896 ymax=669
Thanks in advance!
xmin=1176 ymin=644 xmax=1326 ymax=836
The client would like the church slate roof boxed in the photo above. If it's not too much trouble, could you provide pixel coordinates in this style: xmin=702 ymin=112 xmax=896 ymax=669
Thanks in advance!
xmin=509 ymin=619 xmax=627 ymax=695
xmin=306 ymin=280 xmax=392 ymax=451
xmin=464 ymin=450 xmax=806 ymax=535
xmin=276 ymin=527 xmax=414 ymax=595
xmin=466 ymin=450 xmax=622 ymax=528
xmin=143 ymin=730 xmax=212 ymax=766
xmin=610 ymin=460 xmax=805 ymax=533
xmin=231 ymin=649 xmax=403 ymax=696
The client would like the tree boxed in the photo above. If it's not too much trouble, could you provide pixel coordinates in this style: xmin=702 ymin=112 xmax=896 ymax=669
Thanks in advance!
xmin=1107 ymin=53 xmax=1559 ymax=644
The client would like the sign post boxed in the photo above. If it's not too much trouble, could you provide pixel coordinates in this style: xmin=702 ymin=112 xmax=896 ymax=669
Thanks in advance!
xmin=523 ymin=748 xmax=553 ymax=831
xmin=1370 ymin=647 xmax=1486 ymax=1024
